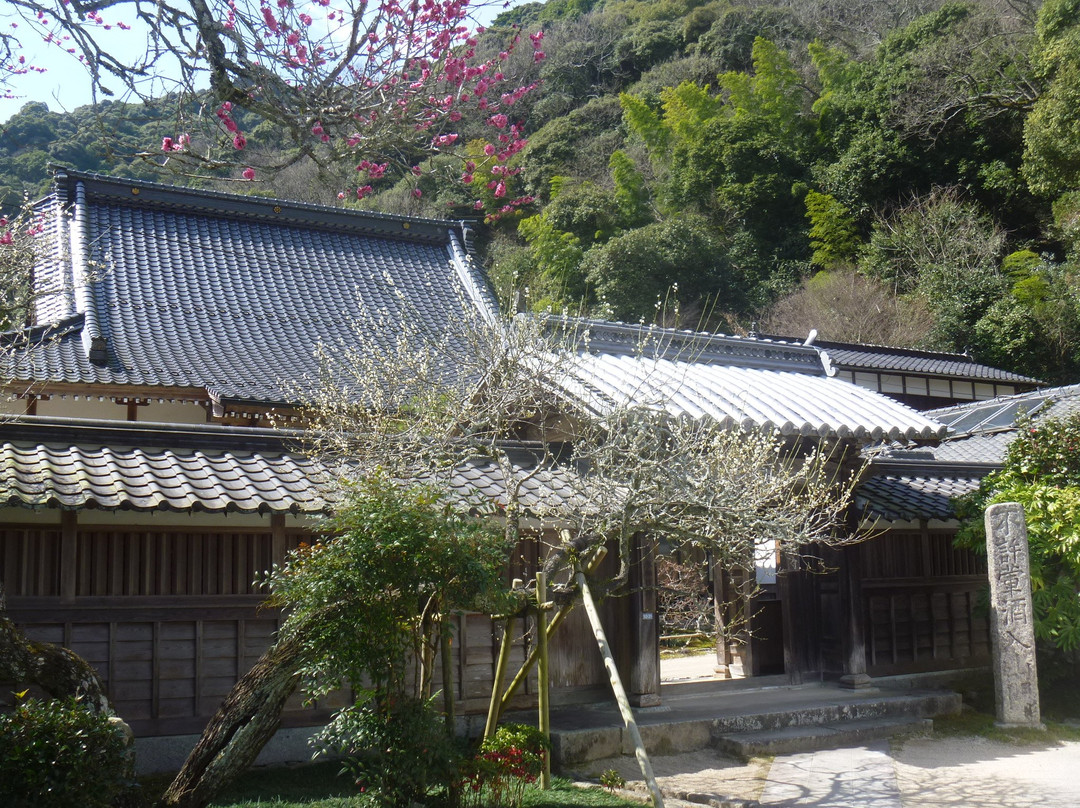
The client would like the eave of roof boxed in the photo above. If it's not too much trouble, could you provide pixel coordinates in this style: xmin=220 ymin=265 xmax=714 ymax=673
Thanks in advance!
xmin=545 ymin=320 xmax=948 ymax=442
xmin=0 ymin=416 xmax=335 ymax=515
xmin=0 ymin=417 xmax=582 ymax=517
xmin=754 ymin=332 xmax=1042 ymax=385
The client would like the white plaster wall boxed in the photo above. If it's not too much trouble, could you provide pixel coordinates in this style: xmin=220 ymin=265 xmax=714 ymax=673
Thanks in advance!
xmin=140 ymin=401 xmax=209 ymax=424
xmin=0 ymin=394 xmax=28 ymax=415
xmin=35 ymin=396 xmax=127 ymax=420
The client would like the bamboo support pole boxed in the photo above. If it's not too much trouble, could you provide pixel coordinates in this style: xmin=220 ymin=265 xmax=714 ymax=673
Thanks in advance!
xmin=576 ymin=566 xmax=665 ymax=808
xmin=497 ymin=547 xmax=608 ymax=717
xmin=483 ymin=617 xmax=515 ymax=741
xmin=536 ymin=571 xmax=551 ymax=790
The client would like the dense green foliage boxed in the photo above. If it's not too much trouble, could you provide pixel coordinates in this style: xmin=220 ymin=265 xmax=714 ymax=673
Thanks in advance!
xmin=261 ymin=478 xmax=511 ymax=807
xmin=316 ymin=695 xmax=462 ymax=808
xmin=264 ymin=476 xmax=509 ymax=698
xmin=7 ymin=0 xmax=1080 ymax=381
xmin=0 ymin=695 xmax=133 ymax=808
xmin=956 ymin=414 xmax=1080 ymax=653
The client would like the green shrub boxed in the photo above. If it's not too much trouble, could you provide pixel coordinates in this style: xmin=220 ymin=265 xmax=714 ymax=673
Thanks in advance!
xmin=0 ymin=695 xmax=133 ymax=808
xmin=462 ymin=723 xmax=549 ymax=808
xmin=316 ymin=695 xmax=462 ymax=808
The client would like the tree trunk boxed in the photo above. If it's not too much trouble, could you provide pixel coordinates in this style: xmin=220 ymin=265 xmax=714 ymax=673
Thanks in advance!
xmin=155 ymin=620 xmax=315 ymax=808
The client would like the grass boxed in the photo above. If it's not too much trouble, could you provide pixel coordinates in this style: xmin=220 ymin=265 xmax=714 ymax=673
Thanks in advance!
xmin=142 ymin=763 xmax=642 ymax=808
xmin=205 ymin=760 xmax=363 ymax=807
xmin=658 ymin=634 xmax=713 ymax=659
xmin=927 ymin=708 xmax=1080 ymax=746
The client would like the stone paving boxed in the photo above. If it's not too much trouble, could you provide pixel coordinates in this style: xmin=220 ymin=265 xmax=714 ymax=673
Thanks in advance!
xmin=566 ymin=653 xmax=1080 ymax=808
xmin=577 ymin=736 xmax=1080 ymax=808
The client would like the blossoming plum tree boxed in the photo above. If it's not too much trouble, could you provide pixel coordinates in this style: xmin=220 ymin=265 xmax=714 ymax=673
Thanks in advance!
xmin=0 ymin=0 xmax=542 ymax=210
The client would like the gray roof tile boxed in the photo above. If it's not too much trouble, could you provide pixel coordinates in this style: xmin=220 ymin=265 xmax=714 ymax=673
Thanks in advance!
xmin=0 ymin=417 xmax=583 ymax=516
xmin=859 ymin=384 xmax=1080 ymax=522
xmin=856 ymin=472 xmax=985 ymax=522
xmin=551 ymin=320 xmax=948 ymax=442
xmin=754 ymin=333 xmax=1040 ymax=384
xmin=4 ymin=170 xmax=494 ymax=406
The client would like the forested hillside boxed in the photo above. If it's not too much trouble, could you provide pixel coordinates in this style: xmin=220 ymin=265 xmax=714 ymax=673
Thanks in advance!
xmin=3 ymin=0 xmax=1079 ymax=383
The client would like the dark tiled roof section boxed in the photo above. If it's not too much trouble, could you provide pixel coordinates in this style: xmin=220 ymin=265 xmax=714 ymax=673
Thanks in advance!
xmin=857 ymin=471 xmax=986 ymax=522
xmin=0 ymin=417 xmax=338 ymax=514
xmin=441 ymin=445 xmax=587 ymax=515
xmin=875 ymin=431 xmax=1014 ymax=465
xmin=754 ymin=333 xmax=1041 ymax=384
xmin=7 ymin=170 xmax=494 ymax=405
xmin=0 ymin=417 xmax=580 ymax=516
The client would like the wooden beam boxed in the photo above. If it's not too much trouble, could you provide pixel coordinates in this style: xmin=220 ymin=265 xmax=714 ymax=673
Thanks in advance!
xmin=839 ymin=543 xmax=870 ymax=689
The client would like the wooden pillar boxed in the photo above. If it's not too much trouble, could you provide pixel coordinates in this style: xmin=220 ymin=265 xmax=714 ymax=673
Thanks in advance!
xmin=270 ymin=514 xmax=287 ymax=567
xmin=60 ymin=509 xmax=77 ymax=603
xmin=839 ymin=542 xmax=871 ymax=689
xmin=777 ymin=558 xmax=804 ymax=685
xmin=629 ymin=534 xmax=660 ymax=707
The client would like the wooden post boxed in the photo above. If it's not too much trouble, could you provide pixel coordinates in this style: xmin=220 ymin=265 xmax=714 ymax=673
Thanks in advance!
xmin=60 ymin=510 xmax=77 ymax=603
xmin=270 ymin=514 xmax=287 ymax=568
xmin=629 ymin=534 xmax=660 ymax=706
xmin=839 ymin=543 xmax=871 ymax=689
xmin=576 ymin=566 xmax=665 ymax=808
xmin=536 ymin=572 xmax=551 ymax=790
xmin=483 ymin=618 xmax=515 ymax=741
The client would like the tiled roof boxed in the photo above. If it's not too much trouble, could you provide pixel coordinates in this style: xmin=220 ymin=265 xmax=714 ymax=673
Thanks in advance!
xmin=548 ymin=321 xmax=948 ymax=442
xmin=3 ymin=170 xmax=494 ymax=407
xmin=858 ymin=384 xmax=1080 ymax=522
xmin=856 ymin=468 xmax=986 ymax=522
xmin=753 ymin=333 xmax=1040 ymax=384
xmin=0 ymin=417 xmax=337 ymax=513
xmin=0 ymin=416 xmax=577 ymax=515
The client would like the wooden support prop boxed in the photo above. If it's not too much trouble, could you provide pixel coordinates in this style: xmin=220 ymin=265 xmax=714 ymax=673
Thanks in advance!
xmin=576 ymin=566 xmax=665 ymax=808
xmin=536 ymin=571 xmax=551 ymax=790
xmin=497 ymin=547 xmax=608 ymax=717
xmin=484 ymin=618 xmax=515 ymax=741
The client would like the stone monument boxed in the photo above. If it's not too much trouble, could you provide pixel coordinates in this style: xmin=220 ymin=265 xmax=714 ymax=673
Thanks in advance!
xmin=984 ymin=502 xmax=1043 ymax=729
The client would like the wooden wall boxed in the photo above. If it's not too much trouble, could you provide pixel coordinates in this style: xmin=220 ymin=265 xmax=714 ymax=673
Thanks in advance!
xmin=859 ymin=528 xmax=990 ymax=676
xmin=1 ymin=519 xmax=632 ymax=737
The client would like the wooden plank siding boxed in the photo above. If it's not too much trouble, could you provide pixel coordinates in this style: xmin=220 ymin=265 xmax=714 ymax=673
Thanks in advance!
xmin=859 ymin=529 xmax=990 ymax=676
xmin=1 ymin=521 xmax=626 ymax=736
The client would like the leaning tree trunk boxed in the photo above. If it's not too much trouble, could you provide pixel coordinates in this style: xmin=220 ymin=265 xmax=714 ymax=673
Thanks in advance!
xmin=156 ymin=610 xmax=328 ymax=808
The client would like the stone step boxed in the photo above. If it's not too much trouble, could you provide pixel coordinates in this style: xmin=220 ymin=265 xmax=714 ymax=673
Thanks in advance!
xmin=713 ymin=715 xmax=933 ymax=759
xmin=549 ymin=688 xmax=960 ymax=766
xmin=705 ymin=691 xmax=960 ymax=735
